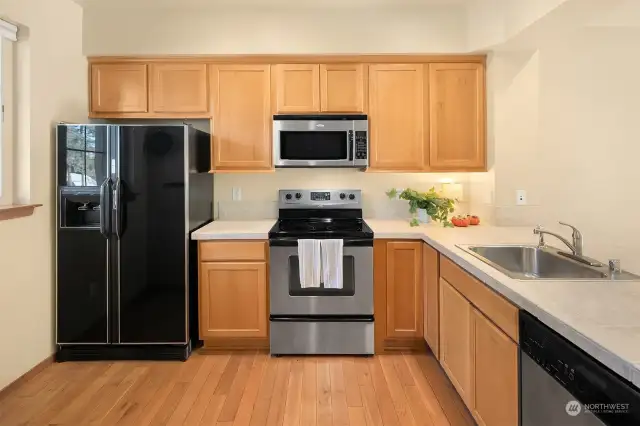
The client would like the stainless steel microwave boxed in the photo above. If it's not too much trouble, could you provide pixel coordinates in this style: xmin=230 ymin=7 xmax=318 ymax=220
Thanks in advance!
xmin=273 ymin=114 xmax=368 ymax=168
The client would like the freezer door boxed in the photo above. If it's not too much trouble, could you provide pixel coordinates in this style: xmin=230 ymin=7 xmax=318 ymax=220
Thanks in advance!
xmin=57 ymin=228 xmax=109 ymax=344
xmin=113 ymin=126 xmax=188 ymax=344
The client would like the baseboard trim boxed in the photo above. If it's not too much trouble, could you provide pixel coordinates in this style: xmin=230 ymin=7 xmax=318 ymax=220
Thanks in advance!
xmin=201 ymin=337 xmax=269 ymax=351
xmin=0 ymin=354 xmax=54 ymax=402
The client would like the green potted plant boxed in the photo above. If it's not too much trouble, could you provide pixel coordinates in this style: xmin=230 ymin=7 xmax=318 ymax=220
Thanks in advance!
xmin=386 ymin=187 xmax=456 ymax=227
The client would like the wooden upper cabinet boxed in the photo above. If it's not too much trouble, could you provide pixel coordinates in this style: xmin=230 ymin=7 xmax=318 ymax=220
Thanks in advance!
xmin=150 ymin=63 xmax=209 ymax=114
xmin=368 ymin=64 xmax=426 ymax=171
xmin=320 ymin=64 xmax=366 ymax=112
xmin=199 ymin=261 xmax=268 ymax=339
xmin=470 ymin=308 xmax=518 ymax=426
xmin=210 ymin=65 xmax=272 ymax=171
xmin=386 ymin=241 xmax=423 ymax=339
xmin=439 ymin=278 xmax=473 ymax=406
xmin=423 ymin=243 xmax=440 ymax=358
xmin=273 ymin=64 xmax=320 ymax=113
xmin=429 ymin=63 xmax=485 ymax=171
xmin=91 ymin=63 xmax=148 ymax=113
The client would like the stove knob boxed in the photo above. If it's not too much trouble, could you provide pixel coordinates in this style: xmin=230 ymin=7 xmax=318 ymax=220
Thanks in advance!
xmin=348 ymin=194 xmax=356 ymax=200
xmin=295 ymin=193 xmax=302 ymax=199
xmin=340 ymin=193 xmax=346 ymax=200
xmin=285 ymin=193 xmax=292 ymax=200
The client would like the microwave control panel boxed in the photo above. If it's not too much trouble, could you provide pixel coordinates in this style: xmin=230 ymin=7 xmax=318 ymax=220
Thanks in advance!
xmin=355 ymin=131 xmax=368 ymax=160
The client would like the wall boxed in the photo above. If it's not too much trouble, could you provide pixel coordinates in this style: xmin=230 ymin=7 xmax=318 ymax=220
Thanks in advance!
xmin=82 ymin=5 xmax=467 ymax=55
xmin=471 ymin=26 xmax=640 ymax=272
xmin=215 ymin=170 xmax=471 ymax=220
xmin=0 ymin=0 xmax=87 ymax=390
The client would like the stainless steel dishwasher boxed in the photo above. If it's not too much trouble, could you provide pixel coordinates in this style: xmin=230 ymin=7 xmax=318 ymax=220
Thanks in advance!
xmin=520 ymin=311 xmax=640 ymax=425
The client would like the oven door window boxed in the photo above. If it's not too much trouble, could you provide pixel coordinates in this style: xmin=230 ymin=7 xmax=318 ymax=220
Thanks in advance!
xmin=280 ymin=131 xmax=348 ymax=160
xmin=288 ymin=255 xmax=355 ymax=296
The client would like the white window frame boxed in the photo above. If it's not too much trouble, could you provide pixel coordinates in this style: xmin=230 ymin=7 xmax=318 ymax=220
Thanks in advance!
xmin=0 ymin=19 xmax=17 ymax=206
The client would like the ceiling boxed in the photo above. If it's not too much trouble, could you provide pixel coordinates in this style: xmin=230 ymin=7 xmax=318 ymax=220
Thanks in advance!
xmin=76 ymin=0 xmax=469 ymax=8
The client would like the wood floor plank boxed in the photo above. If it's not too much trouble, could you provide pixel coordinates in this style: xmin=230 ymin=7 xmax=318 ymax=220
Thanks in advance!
xmin=367 ymin=358 xmax=400 ymax=426
xmin=266 ymin=358 xmax=292 ymax=426
xmin=0 ymin=353 xmax=473 ymax=426
xmin=412 ymin=353 xmax=474 ymax=426
xmin=403 ymin=354 xmax=450 ymax=426
xmin=378 ymin=356 xmax=417 ymax=426
xmin=300 ymin=359 xmax=317 ymax=426
xmin=348 ymin=406 xmax=368 ymax=426
xmin=404 ymin=385 xmax=436 ymax=426
xmin=330 ymin=360 xmax=350 ymax=426
xmin=50 ymin=363 xmax=126 ymax=425
xmin=359 ymin=378 xmax=384 ymax=426
xmin=116 ymin=362 xmax=183 ymax=426
xmin=283 ymin=359 xmax=303 ymax=426
xmin=355 ymin=358 xmax=372 ymax=386
xmin=233 ymin=353 xmax=268 ymax=426
xmin=392 ymin=354 xmax=415 ymax=386
xmin=342 ymin=359 xmax=362 ymax=408
xmin=218 ymin=352 xmax=258 ymax=422
xmin=316 ymin=360 xmax=332 ymax=426
xmin=84 ymin=365 xmax=149 ymax=424
xmin=184 ymin=354 xmax=231 ymax=426
xmin=166 ymin=355 xmax=217 ymax=426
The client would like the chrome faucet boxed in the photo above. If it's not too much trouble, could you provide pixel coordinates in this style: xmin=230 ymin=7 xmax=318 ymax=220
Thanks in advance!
xmin=534 ymin=223 xmax=602 ymax=267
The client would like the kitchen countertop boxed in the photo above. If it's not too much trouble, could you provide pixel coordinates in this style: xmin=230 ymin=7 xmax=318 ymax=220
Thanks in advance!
xmin=193 ymin=218 xmax=640 ymax=388
xmin=192 ymin=220 xmax=275 ymax=240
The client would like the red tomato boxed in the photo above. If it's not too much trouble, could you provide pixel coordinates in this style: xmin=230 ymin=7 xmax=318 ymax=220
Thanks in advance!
xmin=469 ymin=215 xmax=480 ymax=226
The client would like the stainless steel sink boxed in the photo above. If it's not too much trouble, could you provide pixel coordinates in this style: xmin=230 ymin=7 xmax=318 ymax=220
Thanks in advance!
xmin=456 ymin=245 xmax=640 ymax=281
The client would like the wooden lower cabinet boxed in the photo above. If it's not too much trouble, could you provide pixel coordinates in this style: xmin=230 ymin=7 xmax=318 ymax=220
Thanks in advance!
xmin=470 ymin=308 xmax=519 ymax=426
xmin=423 ymin=243 xmax=440 ymax=358
xmin=199 ymin=261 xmax=268 ymax=339
xmin=439 ymin=278 xmax=473 ymax=405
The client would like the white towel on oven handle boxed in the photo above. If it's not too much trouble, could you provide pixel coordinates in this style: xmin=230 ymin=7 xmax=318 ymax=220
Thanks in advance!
xmin=298 ymin=239 xmax=322 ymax=288
xmin=321 ymin=239 xmax=343 ymax=289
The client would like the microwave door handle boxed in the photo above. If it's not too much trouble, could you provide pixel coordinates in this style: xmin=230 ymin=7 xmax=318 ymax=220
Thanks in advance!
xmin=349 ymin=130 xmax=354 ymax=161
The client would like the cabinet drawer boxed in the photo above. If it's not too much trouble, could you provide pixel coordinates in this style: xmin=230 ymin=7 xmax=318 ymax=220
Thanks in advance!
xmin=440 ymin=256 xmax=518 ymax=341
xmin=199 ymin=241 xmax=267 ymax=262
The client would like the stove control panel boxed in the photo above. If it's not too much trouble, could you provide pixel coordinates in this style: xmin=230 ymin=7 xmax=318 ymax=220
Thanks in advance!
xmin=311 ymin=192 xmax=330 ymax=201
xmin=279 ymin=189 xmax=362 ymax=209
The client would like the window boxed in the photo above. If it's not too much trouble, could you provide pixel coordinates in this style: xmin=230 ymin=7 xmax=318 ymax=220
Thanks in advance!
xmin=0 ymin=19 xmax=17 ymax=206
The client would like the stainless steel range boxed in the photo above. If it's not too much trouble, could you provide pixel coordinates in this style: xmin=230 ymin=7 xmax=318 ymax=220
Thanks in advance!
xmin=268 ymin=189 xmax=374 ymax=355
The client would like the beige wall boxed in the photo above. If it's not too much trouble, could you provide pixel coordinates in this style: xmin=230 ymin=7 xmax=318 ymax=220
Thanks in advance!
xmin=472 ymin=27 xmax=640 ymax=272
xmin=82 ymin=5 xmax=467 ymax=55
xmin=0 ymin=0 xmax=87 ymax=390
xmin=214 ymin=170 xmax=471 ymax=220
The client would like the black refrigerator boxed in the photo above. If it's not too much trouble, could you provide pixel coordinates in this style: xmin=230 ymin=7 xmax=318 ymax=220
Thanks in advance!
xmin=55 ymin=124 xmax=213 ymax=361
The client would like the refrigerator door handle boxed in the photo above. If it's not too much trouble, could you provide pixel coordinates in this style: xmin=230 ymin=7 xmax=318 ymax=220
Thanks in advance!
xmin=114 ymin=177 xmax=122 ymax=239
xmin=99 ymin=178 xmax=110 ymax=238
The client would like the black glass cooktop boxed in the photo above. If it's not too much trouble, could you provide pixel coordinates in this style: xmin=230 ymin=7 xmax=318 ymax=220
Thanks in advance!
xmin=269 ymin=218 xmax=373 ymax=239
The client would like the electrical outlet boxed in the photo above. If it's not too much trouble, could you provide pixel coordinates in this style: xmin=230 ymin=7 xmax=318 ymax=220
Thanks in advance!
xmin=232 ymin=187 xmax=242 ymax=201
xmin=516 ymin=190 xmax=527 ymax=205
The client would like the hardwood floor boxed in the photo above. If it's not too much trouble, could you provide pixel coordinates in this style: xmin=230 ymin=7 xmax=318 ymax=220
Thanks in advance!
xmin=0 ymin=351 xmax=475 ymax=426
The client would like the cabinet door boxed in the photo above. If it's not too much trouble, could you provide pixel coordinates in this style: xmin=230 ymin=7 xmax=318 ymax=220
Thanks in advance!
xmin=423 ymin=243 xmax=440 ymax=358
xmin=470 ymin=308 xmax=518 ymax=426
xmin=273 ymin=64 xmax=320 ymax=113
xmin=199 ymin=261 xmax=268 ymax=339
xmin=368 ymin=64 xmax=426 ymax=171
xmin=386 ymin=241 xmax=422 ymax=339
xmin=210 ymin=65 xmax=272 ymax=171
xmin=150 ymin=63 xmax=209 ymax=114
xmin=429 ymin=63 xmax=485 ymax=171
xmin=320 ymin=64 xmax=365 ymax=112
xmin=91 ymin=63 xmax=148 ymax=113
xmin=439 ymin=278 xmax=473 ymax=405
